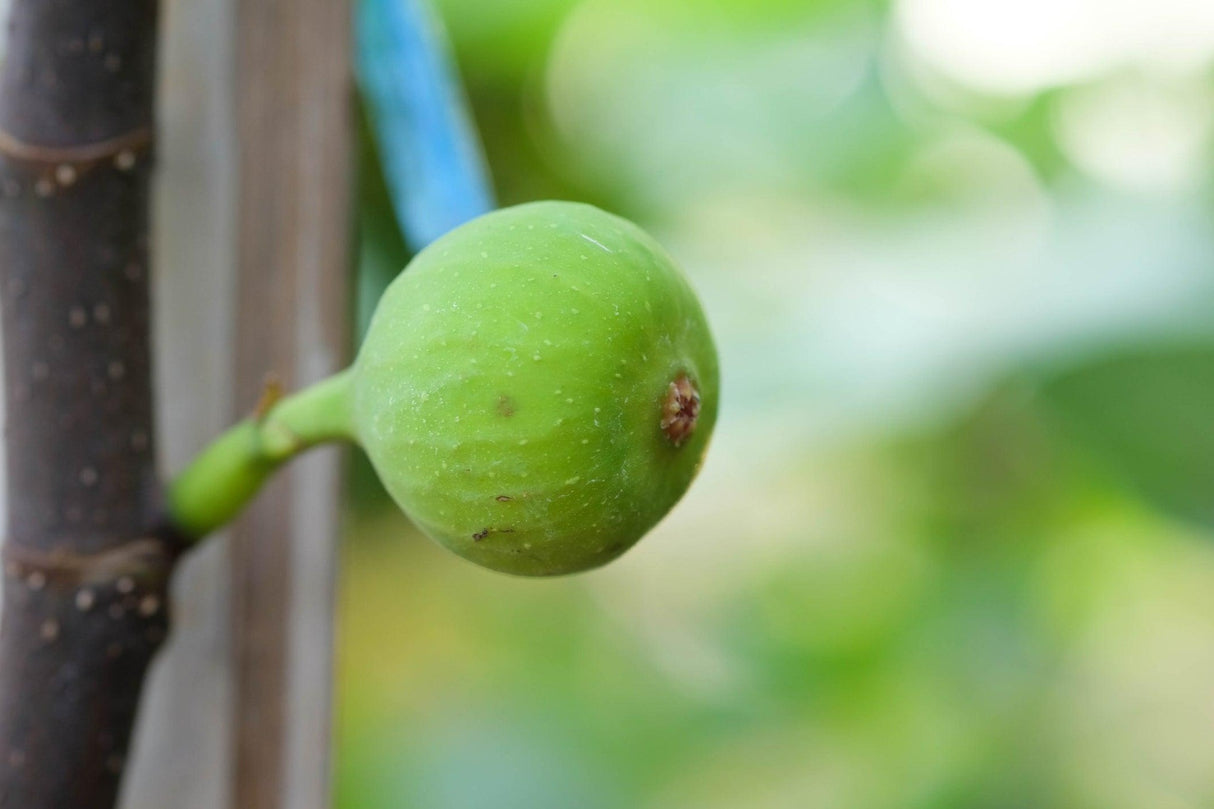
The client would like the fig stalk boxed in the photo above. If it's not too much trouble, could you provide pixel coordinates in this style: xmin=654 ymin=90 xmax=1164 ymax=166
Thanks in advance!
xmin=168 ymin=370 xmax=355 ymax=540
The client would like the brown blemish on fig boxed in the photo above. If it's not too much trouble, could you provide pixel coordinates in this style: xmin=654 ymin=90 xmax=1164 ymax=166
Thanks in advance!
xmin=660 ymin=373 xmax=701 ymax=447
xmin=495 ymin=495 xmax=512 ymax=502
xmin=496 ymin=394 xmax=516 ymax=417
xmin=472 ymin=527 xmax=515 ymax=542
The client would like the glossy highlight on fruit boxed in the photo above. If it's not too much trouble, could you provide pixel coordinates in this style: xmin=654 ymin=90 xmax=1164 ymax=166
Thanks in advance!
xmin=351 ymin=201 xmax=719 ymax=576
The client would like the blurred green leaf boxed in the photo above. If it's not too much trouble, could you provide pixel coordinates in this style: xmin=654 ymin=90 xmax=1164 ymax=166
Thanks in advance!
xmin=1042 ymin=344 xmax=1214 ymax=527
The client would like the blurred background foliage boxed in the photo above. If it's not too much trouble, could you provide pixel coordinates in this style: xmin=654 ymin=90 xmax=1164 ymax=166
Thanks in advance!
xmin=337 ymin=1 xmax=1214 ymax=807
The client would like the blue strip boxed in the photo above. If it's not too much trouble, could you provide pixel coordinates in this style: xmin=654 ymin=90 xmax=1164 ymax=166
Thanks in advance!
xmin=356 ymin=0 xmax=496 ymax=250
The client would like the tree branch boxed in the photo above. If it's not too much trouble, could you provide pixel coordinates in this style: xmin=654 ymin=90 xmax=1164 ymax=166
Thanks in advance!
xmin=0 ymin=2 xmax=177 ymax=807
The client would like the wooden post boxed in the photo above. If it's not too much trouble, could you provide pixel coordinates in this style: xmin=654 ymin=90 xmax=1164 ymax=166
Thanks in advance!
xmin=231 ymin=1 xmax=352 ymax=808
xmin=120 ymin=0 xmax=238 ymax=804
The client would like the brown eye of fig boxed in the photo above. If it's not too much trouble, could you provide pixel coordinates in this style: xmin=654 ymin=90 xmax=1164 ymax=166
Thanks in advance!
xmin=660 ymin=373 xmax=701 ymax=448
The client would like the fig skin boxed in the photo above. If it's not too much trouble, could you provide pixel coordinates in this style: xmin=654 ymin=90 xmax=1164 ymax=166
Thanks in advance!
xmin=352 ymin=201 xmax=719 ymax=576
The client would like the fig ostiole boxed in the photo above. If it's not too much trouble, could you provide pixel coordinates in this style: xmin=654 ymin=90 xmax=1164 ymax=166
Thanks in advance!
xmin=168 ymin=201 xmax=719 ymax=576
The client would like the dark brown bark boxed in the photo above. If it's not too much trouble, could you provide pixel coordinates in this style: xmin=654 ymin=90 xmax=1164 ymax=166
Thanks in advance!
xmin=0 ymin=2 xmax=177 ymax=807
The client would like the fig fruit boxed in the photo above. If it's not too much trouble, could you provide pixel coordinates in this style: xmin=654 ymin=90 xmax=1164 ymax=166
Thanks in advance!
xmin=168 ymin=200 xmax=718 ymax=577
xmin=352 ymin=201 xmax=718 ymax=575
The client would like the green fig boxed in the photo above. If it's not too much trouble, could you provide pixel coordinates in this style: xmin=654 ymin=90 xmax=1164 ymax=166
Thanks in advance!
xmin=169 ymin=201 xmax=719 ymax=577
xmin=353 ymin=201 xmax=718 ymax=575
